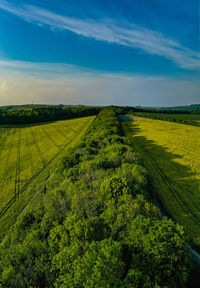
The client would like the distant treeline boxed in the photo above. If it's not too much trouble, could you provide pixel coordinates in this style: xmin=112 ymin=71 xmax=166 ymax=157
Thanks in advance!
xmin=0 ymin=106 xmax=100 ymax=124
xmin=0 ymin=107 xmax=190 ymax=287
xmin=129 ymin=112 xmax=200 ymax=127
xmin=0 ymin=104 xmax=86 ymax=111
xmin=110 ymin=106 xmax=200 ymax=116
xmin=128 ymin=108 xmax=200 ymax=115
xmin=0 ymin=103 xmax=199 ymax=125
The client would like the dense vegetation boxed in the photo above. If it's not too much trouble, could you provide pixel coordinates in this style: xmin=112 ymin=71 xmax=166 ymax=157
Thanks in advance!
xmin=0 ymin=107 xmax=190 ymax=287
xmin=0 ymin=104 xmax=81 ymax=111
xmin=129 ymin=112 xmax=200 ymax=127
xmin=122 ymin=116 xmax=200 ymax=247
xmin=0 ymin=106 xmax=99 ymax=124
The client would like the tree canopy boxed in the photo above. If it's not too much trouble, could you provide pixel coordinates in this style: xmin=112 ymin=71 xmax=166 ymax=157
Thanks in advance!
xmin=0 ymin=107 xmax=190 ymax=287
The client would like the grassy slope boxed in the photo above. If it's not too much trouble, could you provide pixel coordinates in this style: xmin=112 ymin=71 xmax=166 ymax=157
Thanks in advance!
xmin=122 ymin=117 xmax=200 ymax=247
xmin=0 ymin=116 xmax=95 ymax=240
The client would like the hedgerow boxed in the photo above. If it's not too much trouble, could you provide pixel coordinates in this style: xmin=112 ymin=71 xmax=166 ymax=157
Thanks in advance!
xmin=0 ymin=107 xmax=190 ymax=288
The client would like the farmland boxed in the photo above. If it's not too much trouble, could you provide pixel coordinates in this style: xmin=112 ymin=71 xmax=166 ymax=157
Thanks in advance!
xmin=0 ymin=116 xmax=94 ymax=238
xmin=122 ymin=116 xmax=200 ymax=247
xmin=131 ymin=112 xmax=200 ymax=126
xmin=0 ymin=107 xmax=191 ymax=288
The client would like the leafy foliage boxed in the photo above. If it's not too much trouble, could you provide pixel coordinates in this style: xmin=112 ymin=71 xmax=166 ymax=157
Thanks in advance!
xmin=0 ymin=106 xmax=99 ymax=124
xmin=0 ymin=107 xmax=190 ymax=287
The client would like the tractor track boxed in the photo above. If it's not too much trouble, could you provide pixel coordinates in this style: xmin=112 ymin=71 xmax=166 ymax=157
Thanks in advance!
xmin=0 ymin=129 xmax=11 ymax=159
xmin=0 ymin=118 xmax=92 ymax=219
xmin=51 ymin=124 xmax=71 ymax=139
xmin=0 ymin=129 xmax=14 ymax=201
xmin=133 ymin=141 xmax=200 ymax=228
xmin=41 ymin=126 xmax=60 ymax=149
xmin=30 ymin=127 xmax=46 ymax=166
xmin=16 ymin=129 xmax=21 ymax=199
xmin=122 ymin=119 xmax=200 ymax=231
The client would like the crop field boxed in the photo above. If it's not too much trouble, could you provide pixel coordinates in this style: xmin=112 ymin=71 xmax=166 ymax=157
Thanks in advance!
xmin=122 ymin=116 xmax=200 ymax=246
xmin=0 ymin=116 xmax=94 ymax=238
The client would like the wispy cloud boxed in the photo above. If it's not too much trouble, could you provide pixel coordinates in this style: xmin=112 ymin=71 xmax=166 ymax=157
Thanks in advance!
xmin=0 ymin=59 xmax=83 ymax=75
xmin=0 ymin=1 xmax=199 ymax=70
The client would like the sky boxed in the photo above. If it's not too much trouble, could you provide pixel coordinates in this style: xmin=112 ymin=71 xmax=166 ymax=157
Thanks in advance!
xmin=0 ymin=0 xmax=199 ymax=106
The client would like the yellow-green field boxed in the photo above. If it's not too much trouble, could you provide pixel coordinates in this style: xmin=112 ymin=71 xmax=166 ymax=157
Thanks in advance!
xmin=122 ymin=116 xmax=200 ymax=246
xmin=0 ymin=116 xmax=94 ymax=238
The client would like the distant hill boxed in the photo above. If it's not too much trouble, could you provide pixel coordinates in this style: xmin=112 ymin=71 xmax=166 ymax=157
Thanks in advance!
xmin=135 ymin=104 xmax=200 ymax=112
xmin=161 ymin=104 xmax=200 ymax=111
xmin=129 ymin=105 xmax=200 ymax=114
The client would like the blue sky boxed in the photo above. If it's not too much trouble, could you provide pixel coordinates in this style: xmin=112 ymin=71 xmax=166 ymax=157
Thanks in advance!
xmin=0 ymin=0 xmax=199 ymax=106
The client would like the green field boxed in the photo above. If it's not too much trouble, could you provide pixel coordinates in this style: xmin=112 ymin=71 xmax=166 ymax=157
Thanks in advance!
xmin=122 ymin=116 xmax=200 ymax=246
xmin=133 ymin=112 xmax=200 ymax=126
xmin=0 ymin=116 xmax=94 ymax=238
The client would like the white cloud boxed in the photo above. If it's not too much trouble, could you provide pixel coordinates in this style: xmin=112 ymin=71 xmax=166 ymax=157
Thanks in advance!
xmin=0 ymin=1 xmax=199 ymax=70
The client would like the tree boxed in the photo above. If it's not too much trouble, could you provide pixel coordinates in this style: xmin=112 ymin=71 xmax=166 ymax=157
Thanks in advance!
xmin=53 ymin=238 xmax=125 ymax=288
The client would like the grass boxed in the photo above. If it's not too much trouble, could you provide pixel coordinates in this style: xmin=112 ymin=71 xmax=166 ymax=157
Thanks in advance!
xmin=122 ymin=116 xmax=200 ymax=247
xmin=0 ymin=116 xmax=95 ymax=239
